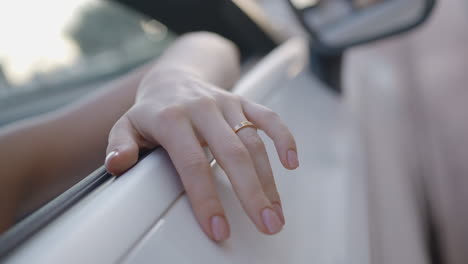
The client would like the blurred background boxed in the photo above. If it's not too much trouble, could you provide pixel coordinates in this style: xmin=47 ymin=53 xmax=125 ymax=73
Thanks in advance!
xmin=0 ymin=0 xmax=175 ymax=126
xmin=0 ymin=0 xmax=387 ymax=126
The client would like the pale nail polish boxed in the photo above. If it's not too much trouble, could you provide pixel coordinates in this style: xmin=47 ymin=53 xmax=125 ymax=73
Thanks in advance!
xmin=105 ymin=151 xmax=118 ymax=167
xmin=272 ymin=203 xmax=285 ymax=225
xmin=211 ymin=215 xmax=229 ymax=241
xmin=262 ymin=207 xmax=283 ymax=234
xmin=287 ymin=149 xmax=299 ymax=169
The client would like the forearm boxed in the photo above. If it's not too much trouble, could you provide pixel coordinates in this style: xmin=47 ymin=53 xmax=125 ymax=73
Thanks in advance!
xmin=0 ymin=62 xmax=151 ymax=221
xmin=146 ymin=31 xmax=240 ymax=90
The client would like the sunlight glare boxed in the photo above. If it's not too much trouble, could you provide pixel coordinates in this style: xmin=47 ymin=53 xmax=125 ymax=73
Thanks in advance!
xmin=0 ymin=0 xmax=93 ymax=85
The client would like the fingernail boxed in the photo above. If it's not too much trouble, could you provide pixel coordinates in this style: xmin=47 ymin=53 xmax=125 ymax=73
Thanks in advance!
xmin=262 ymin=207 xmax=283 ymax=234
xmin=287 ymin=149 xmax=299 ymax=169
xmin=272 ymin=203 xmax=285 ymax=225
xmin=105 ymin=151 xmax=119 ymax=167
xmin=211 ymin=215 xmax=229 ymax=241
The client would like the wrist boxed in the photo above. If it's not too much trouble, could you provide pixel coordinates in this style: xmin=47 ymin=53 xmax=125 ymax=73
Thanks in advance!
xmin=136 ymin=67 xmax=201 ymax=101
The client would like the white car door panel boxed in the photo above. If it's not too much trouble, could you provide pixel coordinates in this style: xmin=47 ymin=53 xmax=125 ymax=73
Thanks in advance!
xmin=4 ymin=151 xmax=184 ymax=264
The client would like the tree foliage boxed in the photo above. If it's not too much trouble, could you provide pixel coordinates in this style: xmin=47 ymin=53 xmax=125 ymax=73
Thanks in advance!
xmin=67 ymin=2 xmax=145 ymax=56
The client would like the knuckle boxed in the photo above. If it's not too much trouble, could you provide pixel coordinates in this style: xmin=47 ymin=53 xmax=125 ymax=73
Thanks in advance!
xmin=223 ymin=142 xmax=249 ymax=161
xmin=212 ymin=91 xmax=242 ymax=106
xmin=203 ymin=96 xmax=218 ymax=107
xmin=263 ymin=108 xmax=280 ymax=121
xmin=107 ymin=123 xmax=121 ymax=142
xmin=108 ymin=117 xmax=132 ymax=143
xmin=242 ymin=187 xmax=267 ymax=206
xmin=228 ymin=94 xmax=242 ymax=104
xmin=214 ymin=93 xmax=233 ymax=104
xmin=180 ymin=152 xmax=208 ymax=173
xmin=110 ymin=116 xmax=127 ymax=131
xmin=263 ymin=180 xmax=279 ymax=197
xmin=190 ymin=95 xmax=217 ymax=109
xmin=242 ymin=133 xmax=265 ymax=153
xmin=155 ymin=105 xmax=186 ymax=125
xmin=278 ymin=127 xmax=294 ymax=142
xmin=192 ymin=196 xmax=221 ymax=213
xmin=153 ymin=106 xmax=186 ymax=139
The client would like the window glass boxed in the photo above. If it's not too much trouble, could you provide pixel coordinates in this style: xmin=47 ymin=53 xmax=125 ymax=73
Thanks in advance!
xmin=0 ymin=0 xmax=175 ymax=125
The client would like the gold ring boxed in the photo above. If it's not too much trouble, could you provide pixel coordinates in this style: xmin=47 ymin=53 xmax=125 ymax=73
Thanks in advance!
xmin=233 ymin=121 xmax=256 ymax=133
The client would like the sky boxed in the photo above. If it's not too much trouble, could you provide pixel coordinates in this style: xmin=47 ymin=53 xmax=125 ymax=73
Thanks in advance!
xmin=0 ymin=0 xmax=93 ymax=85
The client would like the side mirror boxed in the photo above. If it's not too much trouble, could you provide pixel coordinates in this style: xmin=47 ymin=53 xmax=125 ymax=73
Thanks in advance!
xmin=287 ymin=0 xmax=436 ymax=54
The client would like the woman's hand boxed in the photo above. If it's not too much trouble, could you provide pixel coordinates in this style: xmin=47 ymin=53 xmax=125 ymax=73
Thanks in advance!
xmin=105 ymin=70 xmax=299 ymax=241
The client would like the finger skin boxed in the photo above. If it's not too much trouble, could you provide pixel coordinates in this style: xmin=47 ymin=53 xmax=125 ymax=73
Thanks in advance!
xmin=190 ymin=100 xmax=281 ymax=234
xmin=236 ymin=128 xmax=285 ymax=224
xmin=105 ymin=117 xmax=140 ymax=176
xmin=157 ymin=118 xmax=229 ymax=241
xmin=221 ymin=100 xmax=284 ymax=224
xmin=242 ymin=100 xmax=299 ymax=170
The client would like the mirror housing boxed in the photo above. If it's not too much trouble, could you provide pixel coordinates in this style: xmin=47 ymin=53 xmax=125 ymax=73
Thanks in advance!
xmin=287 ymin=0 xmax=436 ymax=54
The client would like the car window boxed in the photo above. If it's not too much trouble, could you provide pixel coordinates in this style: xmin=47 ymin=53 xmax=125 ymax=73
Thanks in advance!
xmin=0 ymin=0 xmax=175 ymax=126
xmin=0 ymin=0 xmax=175 ymax=237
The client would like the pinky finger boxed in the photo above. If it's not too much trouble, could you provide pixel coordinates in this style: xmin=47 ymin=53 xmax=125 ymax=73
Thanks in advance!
xmin=242 ymin=100 xmax=299 ymax=170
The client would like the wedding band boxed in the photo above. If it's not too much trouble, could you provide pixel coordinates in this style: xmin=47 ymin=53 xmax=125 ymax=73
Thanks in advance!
xmin=233 ymin=121 xmax=256 ymax=133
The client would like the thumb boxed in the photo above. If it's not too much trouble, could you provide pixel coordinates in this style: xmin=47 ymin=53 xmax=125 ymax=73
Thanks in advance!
xmin=105 ymin=117 xmax=140 ymax=176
